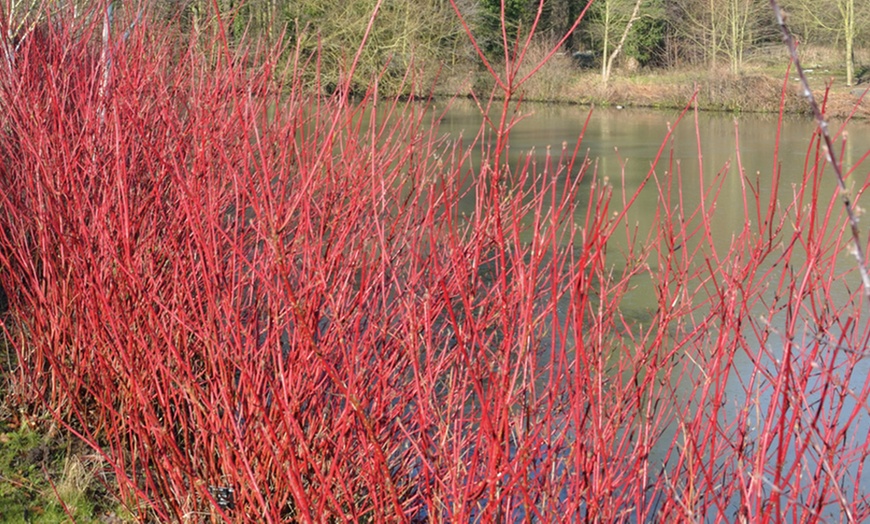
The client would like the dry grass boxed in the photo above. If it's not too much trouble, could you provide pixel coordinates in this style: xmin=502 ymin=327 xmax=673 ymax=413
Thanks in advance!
xmin=437 ymin=42 xmax=870 ymax=119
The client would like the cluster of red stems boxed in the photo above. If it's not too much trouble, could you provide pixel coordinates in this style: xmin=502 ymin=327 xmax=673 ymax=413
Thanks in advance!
xmin=1 ymin=1 xmax=870 ymax=522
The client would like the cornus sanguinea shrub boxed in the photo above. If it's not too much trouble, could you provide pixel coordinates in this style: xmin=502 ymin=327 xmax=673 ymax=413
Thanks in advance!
xmin=1 ymin=1 xmax=870 ymax=522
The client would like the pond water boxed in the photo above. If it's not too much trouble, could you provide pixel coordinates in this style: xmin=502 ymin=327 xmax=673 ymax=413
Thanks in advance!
xmin=432 ymin=100 xmax=870 ymax=518
xmin=434 ymin=100 xmax=870 ymax=312
xmin=436 ymin=99 xmax=869 ymax=240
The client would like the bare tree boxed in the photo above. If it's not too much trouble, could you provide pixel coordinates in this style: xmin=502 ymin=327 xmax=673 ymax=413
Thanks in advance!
xmin=586 ymin=0 xmax=649 ymax=84
xmin=601 ymin=0 xmax=644 ymax=83
xmin=672 ymin=0 xmax=765 ymax=72
xmin=781 ymin=0 xmax=870 ymax=86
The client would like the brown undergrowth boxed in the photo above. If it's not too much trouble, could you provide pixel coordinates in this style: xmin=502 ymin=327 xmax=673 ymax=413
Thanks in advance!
xmin=442 ymin=60 xmax=869 ymax=118
xmin=0 ymin=340 xmax=134 ymax=523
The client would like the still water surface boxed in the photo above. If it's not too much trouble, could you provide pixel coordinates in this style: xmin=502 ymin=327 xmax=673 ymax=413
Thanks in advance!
xmin=436 ymin=100 xmax=869 ymax=239
xmin=433 ymin=101 xmax=870 ymax=517
xmin=435 ymin=101 xmax=870 ymax=308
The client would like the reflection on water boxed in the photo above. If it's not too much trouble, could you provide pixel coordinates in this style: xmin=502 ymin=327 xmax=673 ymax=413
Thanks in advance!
xmin=434 ymin=100 xmax=870 ymax=518
xmin=437 ymin=100 xmax=868 ymax=229
xmin=435 ymin=99 xmax=870 ymax=306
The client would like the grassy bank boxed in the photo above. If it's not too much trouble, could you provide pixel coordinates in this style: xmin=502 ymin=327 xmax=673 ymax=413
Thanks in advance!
xmin=0 ymin=342 xmax=133 ymax=523
xmin=437 ymin=45 xmax=870 ymax=118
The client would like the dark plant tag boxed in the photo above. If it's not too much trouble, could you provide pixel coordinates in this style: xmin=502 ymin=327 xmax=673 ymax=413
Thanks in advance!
xmin=208 ymin=485 xmax=235 ymax=510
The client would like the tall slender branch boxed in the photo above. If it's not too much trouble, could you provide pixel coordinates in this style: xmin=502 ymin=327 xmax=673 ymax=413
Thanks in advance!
xmin=768 ymin=0 xmax=870 ymax=304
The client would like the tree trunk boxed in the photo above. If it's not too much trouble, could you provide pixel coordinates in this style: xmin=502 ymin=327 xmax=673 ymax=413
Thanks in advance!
xmin=709 ymin=0 xmax=717 ymax=68
xmin=844 ymin=0 xmax=854 ymax=86
xmin=601 ymin=1 xmax=610 ymax=81
xmin=602 ymin=0 xmax=644 ymax=85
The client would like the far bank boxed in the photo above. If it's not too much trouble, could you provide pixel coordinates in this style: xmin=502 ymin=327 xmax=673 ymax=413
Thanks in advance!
xmin=434 ymin=53 xmax=869 ymax=120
